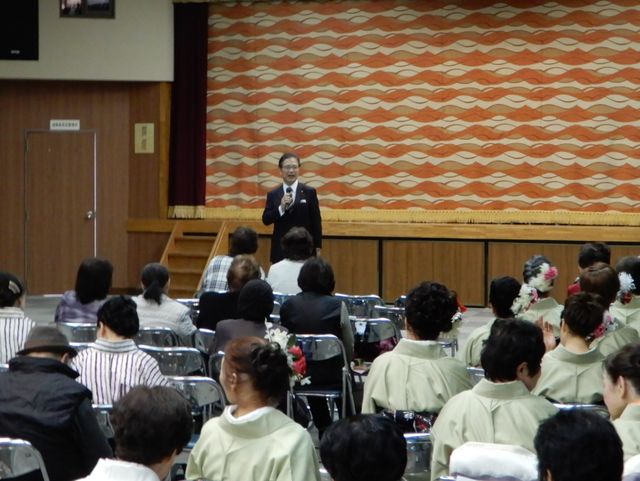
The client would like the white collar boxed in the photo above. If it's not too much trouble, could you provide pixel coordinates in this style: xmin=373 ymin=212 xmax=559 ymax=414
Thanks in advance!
xmin=85 ymin=458 xmax=160 ymax=481
xmin=282 ymin=179 xmax=299 ymax=194
xmin=224 ymin=405 xmax=276 ymax=424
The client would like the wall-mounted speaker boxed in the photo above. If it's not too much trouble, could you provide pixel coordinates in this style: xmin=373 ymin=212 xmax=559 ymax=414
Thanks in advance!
xmin=0 ymin=0 xmax=39 ymax=60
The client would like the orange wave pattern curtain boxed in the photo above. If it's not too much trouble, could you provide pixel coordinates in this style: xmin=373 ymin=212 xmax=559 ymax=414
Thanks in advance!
xmin=199 ymin=0 xmax=640 ymax=225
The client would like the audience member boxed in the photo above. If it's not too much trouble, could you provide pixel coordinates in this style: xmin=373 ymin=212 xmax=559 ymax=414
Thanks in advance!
xmin=0 ymin=326 xmax=112 ymax=481
xmin=71 ymin=295 xmax=168 ymax=404
xmin=78 ymin=386 xmax=193 ymax=481
xmin=213 ymin=279 xmax=278 ymax=352
xmin=567 ymin=242 xmax=611 ymax=296
xmin=186 ymin=337 xmax=320 ymax=481
xmin=280 ymin=257 xmax=354 ymax=436
xmin=458 ymin=276 xmax=520 ymax=367
xmin=196 ymin=254 xmax=260 ymax=331
xmin=430 ymin=319 xmax=557 ymax=481
xmin=604 ymin=343 xmax=640 ymax=461
xmin=362 ymin=281 xmax=472 ymax=425
xmin=55 ymin=257 xmax=112 ymax=324
xmin=0 ymin=272 xmax=35 ymax=364
xmin=535 ymin=409 xmax=623 ymax=481
xmin=512 ymin=255 xmax=563 ymax=337
xmin=199 ymin=226 xmax=263 ymax=292
xmin=580 ymin=262 xmax=639 ymax=356
xmin=133 ymin=263 xmax=196 ymax=344
xmin=320 ymin=414 xmax=407 ymax=481
xmin=533 ymin=292 xmax=605 ymax=403
xmin=266 ymin=226 xmax=315 ymax=294
xmin=611 ymin=255 xmax=640 ymax=331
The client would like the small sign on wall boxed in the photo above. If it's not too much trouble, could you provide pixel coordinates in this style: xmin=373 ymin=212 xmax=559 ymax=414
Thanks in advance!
xmin=50 ymin=119 xmax=80 ymax=131
xmin=134 ymin=123 xmax=155 ymax=154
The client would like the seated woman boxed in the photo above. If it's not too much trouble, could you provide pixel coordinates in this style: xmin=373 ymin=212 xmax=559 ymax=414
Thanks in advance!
xmin=71 ymin=296 xmax=168 ymax=404
xmin=362 ymin=281 xmax=472 ymax=424
xmin=0 ymin=272 xmax=35 ymax=364
xmin=213 ymin=279 xmax=277 ymax=352
xmin=280 ymin=257 xmax=354 ymax=436
xmin=611 ymin=256 xmax=640 ymax=332
xmin=581 ymin=262 xmax=639 ymax=357
xmin=604 ymin=342 xmax=640 ymax=461
xmin=55 ymin=257 xmax=112 ymax=324
xmin=133 ymin=263 xmax=196 ymax=345
xmin=512 ymin=255 xmax=563 ymax=337
xmin=533 ymin=292 xmax=605 ymax=404
xmin=186 ymin=337 xmax=320 ymax=481
xmin=266 ymin=227 xmax=315 ymax=295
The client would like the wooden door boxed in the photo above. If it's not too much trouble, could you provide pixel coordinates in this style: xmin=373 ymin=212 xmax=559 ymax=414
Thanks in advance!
xmin=25 ymin=131 xmax=96 ymax=294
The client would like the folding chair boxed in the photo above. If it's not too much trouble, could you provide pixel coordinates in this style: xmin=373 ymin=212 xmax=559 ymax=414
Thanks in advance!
xmin=166 ymin=375 xmax=226 ymax=426
xmin=0 ymin=364 xmax=8 ymax=373
xmin=466 ymin=367 xmax=485 ymax=386
xmin=138 ymin=346 xmax=206 ymax=376
xmin=294 ymin=334 xmax=356 ymax=419
xmin=92 ymin=404 xmax=114 ymax=439
xmin=207 ymin=351 xmax=225 ymax=382
xmin=194 ymin=328 xmax=216 ymax=356
xmin=273 ymin=292 xmax=294 ymax=311
xmin=57 ymin=322 xmax=97 ymax=343
xmin=335 ymin=293 xmax=384 ymax=318
xmin=552 ymin=402 xmax=610 ymax=418
xmin=404 ymin=432 xmax=432 ymax=481
xmin=351 ymin=317 xmax=400 ymax=362
xmin=134 ymin=327 xmax=180 ymax=347
xmin=0 ymin=438 xmax=50 ymax=481
xmin=372 ymin=304 xmax=406 ymax=332
xmin=176 ymin=298 xmax=200 ymax=321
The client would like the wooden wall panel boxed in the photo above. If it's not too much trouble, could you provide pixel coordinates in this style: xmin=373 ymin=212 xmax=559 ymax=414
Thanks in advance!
xmin=127 ymin=232 xmax=170 ymax=289
xmin=322 ymin=239 xmax=379 ymax=296
xmin=382 ymin=241 xmax=484 ymax=305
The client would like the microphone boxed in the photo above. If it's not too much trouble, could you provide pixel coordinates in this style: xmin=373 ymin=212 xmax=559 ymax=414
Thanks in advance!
xmin=285 ymin=187 xmax=293 ymax=210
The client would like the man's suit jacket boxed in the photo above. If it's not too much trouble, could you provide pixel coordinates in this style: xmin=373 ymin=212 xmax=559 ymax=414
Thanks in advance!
xmin=262 ymin=182 xmax=322 ymax=263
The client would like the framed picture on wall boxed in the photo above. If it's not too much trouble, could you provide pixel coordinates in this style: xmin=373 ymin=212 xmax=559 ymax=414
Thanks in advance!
xmin=60 ymin=0 xmax=115 ymax=18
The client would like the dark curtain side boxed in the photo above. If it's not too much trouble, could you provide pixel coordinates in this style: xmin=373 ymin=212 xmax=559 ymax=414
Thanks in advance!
xmin=169 ymin=3 xmax=208 ymax=211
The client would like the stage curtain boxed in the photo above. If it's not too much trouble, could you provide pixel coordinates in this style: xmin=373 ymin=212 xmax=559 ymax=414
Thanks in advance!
xmin=168 ymin=2 xmax=208 ymax=217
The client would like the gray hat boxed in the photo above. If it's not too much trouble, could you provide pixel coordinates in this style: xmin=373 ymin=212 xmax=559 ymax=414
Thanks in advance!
xmin=17 ymin=326 xmax=78 ymax=358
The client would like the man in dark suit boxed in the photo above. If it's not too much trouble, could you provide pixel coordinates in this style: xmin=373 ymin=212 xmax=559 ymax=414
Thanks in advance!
xmin=262 ymin=152 xmax=322 ymax=263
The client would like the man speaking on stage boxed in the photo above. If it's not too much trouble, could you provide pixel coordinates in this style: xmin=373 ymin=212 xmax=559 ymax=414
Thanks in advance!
xmin=262 ymin=152 xmax=322 ymax=264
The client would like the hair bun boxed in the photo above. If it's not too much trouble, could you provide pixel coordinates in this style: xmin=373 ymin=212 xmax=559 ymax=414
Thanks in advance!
xmin=249 ymin=343 xmax=290 ymax=401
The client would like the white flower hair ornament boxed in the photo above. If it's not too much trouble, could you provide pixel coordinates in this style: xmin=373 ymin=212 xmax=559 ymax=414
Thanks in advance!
xmin=264 ymin=326 xmax=310 ymax=388
xmin=617 ymin=272 xmax=636 ymax=304
xmin=528 ymin=263 xmax=558 ymax=293
xmin=511 ymin=284 xmax=539 ymax=316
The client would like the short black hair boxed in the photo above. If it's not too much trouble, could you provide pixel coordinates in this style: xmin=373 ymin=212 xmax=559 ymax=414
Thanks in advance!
xmin=578 ymin=242 xmax=611 ymax=269
xmin=604 ymin=342 xmax=640 ymax=394
xmin=405 ymin=281 xmax=457 ymax=340
xmin=112 ymin=386 xmax=193 ymax=466
xmin=489 ymin=276 xmax=521 ymax=319
xmin=580 ymin=262 xmax=619 ymax=306
xmin=97 ymin=295 xmax=139 ymax=338
xmin=237 ymin=279 xmax=274 ymax=323
xmin=297 ymin=257 xmax=335 ymax=295
xmin=75 ymin=257 xmax=113 ymax=305
xmin=562 ymin=292 xmax=604 ymax=339
xmin=320 ymin=414 xmax=407 ymax=481
xmin=535 ymin=410 xmax=622 ymax=481
xmin=481 ymin=318 xmax=545 ymax=382
xmin=616 ymin=255 xmax=640 ymax=295
xmin=141 ymin=263 xmax=169 ymax=305
xmin=281 ymin=227 xmax=314 ymax=261
xmin=278 ymin=152 xmax=300 ymax=169
xmin=229 ymin=226 xmax=259 ymax=257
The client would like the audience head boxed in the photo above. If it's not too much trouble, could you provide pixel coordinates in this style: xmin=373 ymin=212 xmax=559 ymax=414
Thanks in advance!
xmin=298 ymin=257 xmax=335 ymax=295
xmin=603 ymin=343 xmax=640 ymax=419
xmin=578 ymin=242 xmax=611 ymax=270
xmin=226 ymin=255 xmax=260 ymax=292
xmin=112 ymin=386 xmax=193 ymax=479
xmin=0 ymin=272 xmax=26 ymax=308
xmin=140 ymin=263 xmax=169 ymax=305
xmin=488 ymin=276 xmax=521 ymax=319
xmin=281 ymin=227 xmax=314 ymax=261
xmin=580 ymin=262 xmax=618 ymax=307
xmin=18 ymin=326 xmax=78 ymax=361
xmin=522 ymin=255 xmax=558 ymax=294
xmin=535 ymin=409 xmax=622 ymax=481
xmin=229 ymin=226 xmax=259 ymax=257
xmin=320 ymin=414 xmax=407 ymax=481
xmin=222 ymin=337 xmax=290 ymax=406
xmin=237 ymin=280 xmax=273 ymax=323
xmin=404 ymin=281 xmax=457 ymax=340
xmin=74 ymin=257 xmax=113 ymax=305
xmin=97 ymin=295 xmax=139 ymax=338
xmin=561 ymin=292 xmax=604 ymax=340
xmin=615 ymin=255 xmax=640 ymax=297
xmin=481 ymin=318 xmax=545 ymax=390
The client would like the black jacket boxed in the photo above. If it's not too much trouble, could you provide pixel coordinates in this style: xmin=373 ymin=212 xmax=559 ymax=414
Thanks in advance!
xmin=0 ymin=357 xmax=112 ymax=481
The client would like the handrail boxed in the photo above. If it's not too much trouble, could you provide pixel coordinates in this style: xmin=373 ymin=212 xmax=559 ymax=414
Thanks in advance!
xmin=196 ymin=220 xmax=230 ymax=290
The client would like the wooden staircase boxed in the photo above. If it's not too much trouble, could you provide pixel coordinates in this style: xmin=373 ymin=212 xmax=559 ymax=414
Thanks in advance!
xmin=160 ymin=221 xmax=230 ymax=298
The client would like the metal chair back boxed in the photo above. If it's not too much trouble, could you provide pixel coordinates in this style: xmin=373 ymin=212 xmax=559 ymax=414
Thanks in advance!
xmin=0 ymin=364 xmax=8 ymax=373
xmin=273 ymin=292 xmax=294 ymax=311
xmin=92 ymin=404 xmax=114 ymax=439
xmin=553 ymin=402 xmax=610 ymax=419
xmin=194 ymin=329 xmax=216 ymax=356
xmin=0 ymin=437 xmax=50 ymax=481
xmin=135 ymin=327 xmax=180 ymax=347
xmin=466 ymin=367 xmax=485 ymax=385
xmin=404 ymin=432 xmax=432 ymax=481
xmin=167 ymin=375 xmax=226 ymax=424
xmin=138 ymin=346 xmax=206 ymax=376
xmin=372 ymin=305 xmax=405 ymax=332
xmin=335 ymin=293 xmax=384 ymax=318
xmin=57 ymin=322 xmax=97 ymax=343
xmin=176 ymin=298 xmax=200 ymax=321
xmin=207 ymin=351 xmax=225 ymax=382
xmin=351 ymin=317 xmax=400 ymax=362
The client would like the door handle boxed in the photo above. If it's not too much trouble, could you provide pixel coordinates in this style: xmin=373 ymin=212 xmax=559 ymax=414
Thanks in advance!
xmin=85 ymin=210 xmax=96 ymax=220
